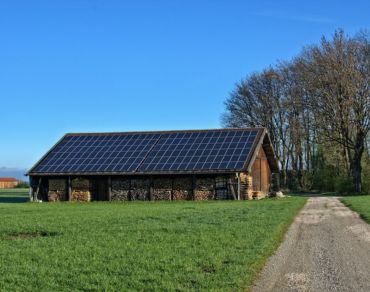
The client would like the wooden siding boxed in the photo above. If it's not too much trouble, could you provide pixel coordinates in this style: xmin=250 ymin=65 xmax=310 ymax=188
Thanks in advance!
xmin=251 ymin=147 xmax=271 ymax=194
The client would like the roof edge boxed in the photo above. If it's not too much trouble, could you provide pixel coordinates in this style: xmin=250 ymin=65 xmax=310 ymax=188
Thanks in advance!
xmin=26 ymin=134 xmax=69 ymax=176
xmin=27 ymin=127 xmax=269 ymax=176
xmin=64 ymin=127 xmax=266 ymax=136
xmin=245 ymin=129 xmax=279 ymax=173
xmin=244 ymin=128 xmax=266 ymax=172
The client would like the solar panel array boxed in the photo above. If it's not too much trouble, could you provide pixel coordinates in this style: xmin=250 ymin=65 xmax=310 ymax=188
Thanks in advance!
xmin=30 ymin=129 xmax=260 ymax=174
xmin=31 ymin=133 xmax=161 ymax=173
xmin=138 ymin=130 xmax=257 ymax=172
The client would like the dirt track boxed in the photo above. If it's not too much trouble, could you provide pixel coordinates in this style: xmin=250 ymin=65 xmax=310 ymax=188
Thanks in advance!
xmin=252 ymin=197 xmax=370 ymax=292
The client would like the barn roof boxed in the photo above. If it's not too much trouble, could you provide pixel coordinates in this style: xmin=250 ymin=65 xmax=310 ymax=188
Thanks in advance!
xmin=28 ymin=128 xmax=279 ymax=176
xmin=0 ymin=177 xmax=18 ymax=182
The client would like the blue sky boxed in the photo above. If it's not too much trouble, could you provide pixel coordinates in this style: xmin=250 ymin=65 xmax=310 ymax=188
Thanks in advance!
xmin=0 ymin=0 xmax=369 ymax=169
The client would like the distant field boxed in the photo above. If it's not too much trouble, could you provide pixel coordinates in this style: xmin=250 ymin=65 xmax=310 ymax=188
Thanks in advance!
xmin=341 ymin=196 xmax=370 ymax=223
xmin=0 ymin=188 xmax=29 ymax=203
xmin=0 ymin=189 xmax=306 ymax=291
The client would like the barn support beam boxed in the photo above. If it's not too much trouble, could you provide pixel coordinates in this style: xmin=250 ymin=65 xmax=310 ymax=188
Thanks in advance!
xmin=228 ymin=178 xmax=236 ymax=200
xmin=213 ymin=177 xmax=217 ymax=200
xmin=68 ymin=176 xmax=72 ymax=202
xmin=128 ymin=178 xmax=132 ymax=201
xmin=236 ymin=173 xmax=241 ymax=200
xmin=192 ymin=175 xmax=196 ymax=200
xmin=108 ymin=176 xmax=112 ymax=201
xmin=34 ymin=177 xmax=42 ymax=201
xmin=29 ymin=186 xmax=34 ymax=202
xmin=29 ymin=176 xmax=35 ymax=202
xmin=149 ymin=176 xmax=153 ymax=201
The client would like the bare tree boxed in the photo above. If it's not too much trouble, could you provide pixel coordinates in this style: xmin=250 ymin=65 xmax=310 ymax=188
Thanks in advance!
xmin=295 ymin=30 xmax=370 ymax=192
xmin=223 ymin=29 xmax=369 ymax=193
xmin=223 ymin=68 xmax=291 ymax=186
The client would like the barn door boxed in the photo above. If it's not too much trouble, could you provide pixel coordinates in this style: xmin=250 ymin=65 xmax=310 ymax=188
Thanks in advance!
xmin=95 ymin=178 xmax=109 ymax=201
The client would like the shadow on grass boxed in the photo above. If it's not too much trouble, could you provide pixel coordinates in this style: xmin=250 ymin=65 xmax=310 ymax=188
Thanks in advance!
xmin=0 ymin=196 xmax=28 ymax=203
xmin=0 ymin=190 xmax=29 ymax=203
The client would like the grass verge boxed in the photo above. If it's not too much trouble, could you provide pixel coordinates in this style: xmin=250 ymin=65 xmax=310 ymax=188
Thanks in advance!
xmin=0 ymin=189 xmax=306 ymax=291
xmin=341 ymin=195 xmax=370 ymax=223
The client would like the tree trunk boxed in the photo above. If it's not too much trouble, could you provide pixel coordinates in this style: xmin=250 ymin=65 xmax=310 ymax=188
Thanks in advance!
xmin=351 ymin=157 xmax=362 ymax=193
xmin=350 ymin=134 xmax=365 ymax=193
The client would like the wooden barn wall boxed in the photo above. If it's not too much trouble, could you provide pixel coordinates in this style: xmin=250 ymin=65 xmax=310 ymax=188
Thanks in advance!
xmin=35 ymin=174 xmax=249 ymax=202
xmin=251 ymin=147 xmax=271 ymax=194
xmin=110 ymin=175 xmax=236 ymax=201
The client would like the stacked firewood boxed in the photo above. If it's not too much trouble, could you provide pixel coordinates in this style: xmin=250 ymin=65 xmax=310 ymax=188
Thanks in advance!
xmin=195 ymin=177 xmax=215 ymax=200
xmin=48 ymin=191 xmax=66 ymax=202
xmin=152 ymin=177 xmax=172 ymax=200
xmin=71 ymin=190 xmax=91 ymax=202
xmin=71 ymin=178 xmax=91 ymax=202
xmin=130 ymin=178 xmax=150 ymax=200
xmin=241 ymin=173 xmax=253 ymax=200
xmin=172 ymin=177 xmax=192 ymax=200
xmin=111 ymin=178 xmax=130 ymax=201
xmin=48 ymin=179 xmax=67 ymax=202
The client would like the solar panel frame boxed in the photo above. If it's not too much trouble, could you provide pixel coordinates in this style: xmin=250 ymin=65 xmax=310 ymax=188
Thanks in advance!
xmin=137 ymin=129 xmax=259 ymax=173
xmin=28 ymin=128 xmax=264 ymax=175
xmin=30 ymin=133 xmax=163 ymax=174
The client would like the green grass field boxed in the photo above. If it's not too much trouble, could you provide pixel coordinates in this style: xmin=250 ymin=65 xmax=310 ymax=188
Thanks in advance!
xmin=341 ymin=196 xmax=370 ymax=223
xmin=0 ymin=189 xmax=306 ymax=291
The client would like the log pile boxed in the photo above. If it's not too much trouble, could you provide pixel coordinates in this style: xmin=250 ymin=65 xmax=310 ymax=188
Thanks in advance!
xmin=241 ymin=173 xmax=253 ymax=200
xmin=152 ymin=177 xmax=172 ymax=200
xmin=130 ymin=178 xmax=149 ymax=200
xmin=111 ymin=178 xmax=130 ymax=201
xmin=195 ymin=177 xmax=215 ymax=200
xmin=48 ymin=179 xmax=67 ymax=202
xmin=71 ymin=178 xmax=91 ymax=202
xmin=172 ymin=177 xmax=192 ymax=200
xmin=48 ymin=191 xmax=65 ymax=202
xmin=71 ymin=190 xmax=91 ymax=202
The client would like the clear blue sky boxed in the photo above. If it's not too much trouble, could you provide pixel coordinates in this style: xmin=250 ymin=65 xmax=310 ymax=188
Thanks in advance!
xmin=1 ymin=0 xmax=369 ymax=169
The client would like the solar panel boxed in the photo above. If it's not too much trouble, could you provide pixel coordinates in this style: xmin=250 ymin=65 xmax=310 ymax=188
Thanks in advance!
xmin=138 ymin=130 xmax=258 ymax=172
xmin=31 ymin=133 xmax=162 ymax=173
xmin=30 ymin=129 xmax=260 ymax=174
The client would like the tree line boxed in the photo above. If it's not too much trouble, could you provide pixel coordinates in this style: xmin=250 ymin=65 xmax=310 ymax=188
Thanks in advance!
xmin=223 ymin=30 xmax=370 ymax=193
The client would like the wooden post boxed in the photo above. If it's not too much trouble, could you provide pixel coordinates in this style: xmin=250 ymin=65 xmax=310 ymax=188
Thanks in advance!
xmin=229 ymin=178 xmax=237 ymax=200
xmin=149 ymin=176 xmax=153 ymax=201
xmin=29 ymin=176 xmax=34 ymax=202
xmin=213 ymin=176 xmax=217 ymax=200
xmin=236 ymin=173 xmax=241 ymax=200
xmin=68 ymin=176 xmax=72 ymax=202
xmin=34 ymin=177 xmax=42 ymax=201
xmin=260 ymin=158 xmax=262 ymax=192
xmin=29 ymin=186 xmax=33 ymax=202
xmin=108 ymin=176 xmax=112 ymax=201
xmin=192 ymin=175 xmax=196 ymax=200
xmin=170 ymin=177 xmax=174 ymax=201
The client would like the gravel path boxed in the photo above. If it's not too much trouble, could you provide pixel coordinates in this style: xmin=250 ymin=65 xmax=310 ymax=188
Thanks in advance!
xmin=252 ymin=197 xmax=370 ymax=292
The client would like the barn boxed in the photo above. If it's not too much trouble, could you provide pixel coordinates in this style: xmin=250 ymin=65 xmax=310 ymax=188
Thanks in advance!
xmin=27 ymin=128 xmax=279 ymax=202
xmin=0 ymin=177 xmax=19 ymax=189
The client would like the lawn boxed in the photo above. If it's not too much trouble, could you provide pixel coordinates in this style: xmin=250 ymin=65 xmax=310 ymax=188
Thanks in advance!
xmin=341 ymin=196 xmax=370 ymax=223
xmin=0 ymin=189 xmax=306 ymax=291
